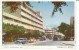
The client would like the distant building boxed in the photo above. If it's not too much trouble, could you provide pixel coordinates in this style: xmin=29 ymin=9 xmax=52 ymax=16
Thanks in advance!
xmin=45 ymin=29 xmax=65 ymax=40
xmin=45 ymin=28 xmax=57 ymax=34
xmin=45 ymin=29 xmax=53 ymax=34
xmin=70 ymin=17 xmax=74 ymax=25
xmin=70 ymin=16 xmax=74 ymax=40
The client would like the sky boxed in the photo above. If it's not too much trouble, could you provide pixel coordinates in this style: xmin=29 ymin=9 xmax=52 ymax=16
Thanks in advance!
xmin=30 ymin=2 xmax=74 ymax=29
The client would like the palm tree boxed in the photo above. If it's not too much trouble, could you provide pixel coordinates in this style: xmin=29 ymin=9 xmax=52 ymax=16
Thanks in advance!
xmin=52 ymin=2 xmax=67 ymax=16
xmin=3 ymin=2 xmax=21 ymax=12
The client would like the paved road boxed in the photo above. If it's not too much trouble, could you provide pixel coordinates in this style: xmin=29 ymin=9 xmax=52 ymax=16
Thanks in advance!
xmin=33 ymin=41 xmax=74 ymax=46
xmin=3 ymin=41 xmax=74 ymax=46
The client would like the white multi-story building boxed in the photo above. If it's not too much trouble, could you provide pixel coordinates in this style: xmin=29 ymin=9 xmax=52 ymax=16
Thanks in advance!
xmin=45 ymin=29 xmax=53 ymax=34
xmin=3 ymin=2 xmax=44 ymax=32
xmin=45 ymin=28 xmax=64 ymax=35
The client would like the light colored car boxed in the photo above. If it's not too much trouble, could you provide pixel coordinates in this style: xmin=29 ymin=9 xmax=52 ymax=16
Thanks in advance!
xmin=15 ymin=38 xmax=28 ymax=44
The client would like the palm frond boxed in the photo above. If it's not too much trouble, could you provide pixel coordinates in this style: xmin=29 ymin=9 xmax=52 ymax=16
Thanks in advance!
xmin=52 ymin=2 xmax=67 ymax=16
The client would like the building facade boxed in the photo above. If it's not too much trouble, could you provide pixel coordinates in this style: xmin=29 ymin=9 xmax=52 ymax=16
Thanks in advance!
xmin=3 ymin=2 xmax=44 ymax=32
xmin=45 ymin=29 xmax=53 ymax=34
xmin=70 ymin=17 xmax=74 ymax=25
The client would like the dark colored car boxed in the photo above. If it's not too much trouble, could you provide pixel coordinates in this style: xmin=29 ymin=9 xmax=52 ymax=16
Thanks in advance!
xmin=39 ymin=37 xmax=46 ymax=41
xmin=48 ymin=37 xmax=53 ymax=40
xmin=53 ymin=37 xmax=58 ymax=41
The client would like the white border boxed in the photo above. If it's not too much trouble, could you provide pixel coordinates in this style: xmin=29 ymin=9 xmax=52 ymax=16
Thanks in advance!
xmin=2 ymin=0 xmax=74 ymax=1
xmin=76 ymin=1 xmax=79 ymax=50
xmin=0 ymin=0 xmax=2 ymax=46
xmin=0 ymin=0 xmax=76 ymax=50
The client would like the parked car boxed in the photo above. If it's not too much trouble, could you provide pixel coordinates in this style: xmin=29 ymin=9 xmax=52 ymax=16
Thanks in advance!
xmin=2 ymin=41 xmax=4 ymax=44
xmin=39 ymin=37 xmax=46 ymax=41
xmin=70 ymin=37 xmax=74 ymax=41
xmin=15 ymin=38 xmax=28 ymax=44
xmin=53 ymin=37 xmax=58 ymax=41
xmin=48 ymin=37 xmax=53 ymax=40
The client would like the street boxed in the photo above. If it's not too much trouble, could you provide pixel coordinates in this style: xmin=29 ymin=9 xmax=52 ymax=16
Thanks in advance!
xmin=3 ymin=40 xmax=74 ymax=46
xmin=28 ymin=41 xmax=74 ymax=46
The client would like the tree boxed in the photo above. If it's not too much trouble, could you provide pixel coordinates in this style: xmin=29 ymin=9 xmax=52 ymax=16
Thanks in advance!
xmin=3 ymin=23 xmax=26 ymax=42
xmin=25 ymin=30 xmax=33 ymax=40
xmin=58 ymin=22 xmax=74 ymax=41
xmin=58 ymin=22 xmax=69 ymax=34
xmin=3 ymin=2 xmax=21 ymax=12
xmin=32 ymin=30 xmax=41 ymax=39
xmin=46 ymin=34 xmax=52 ymax=38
